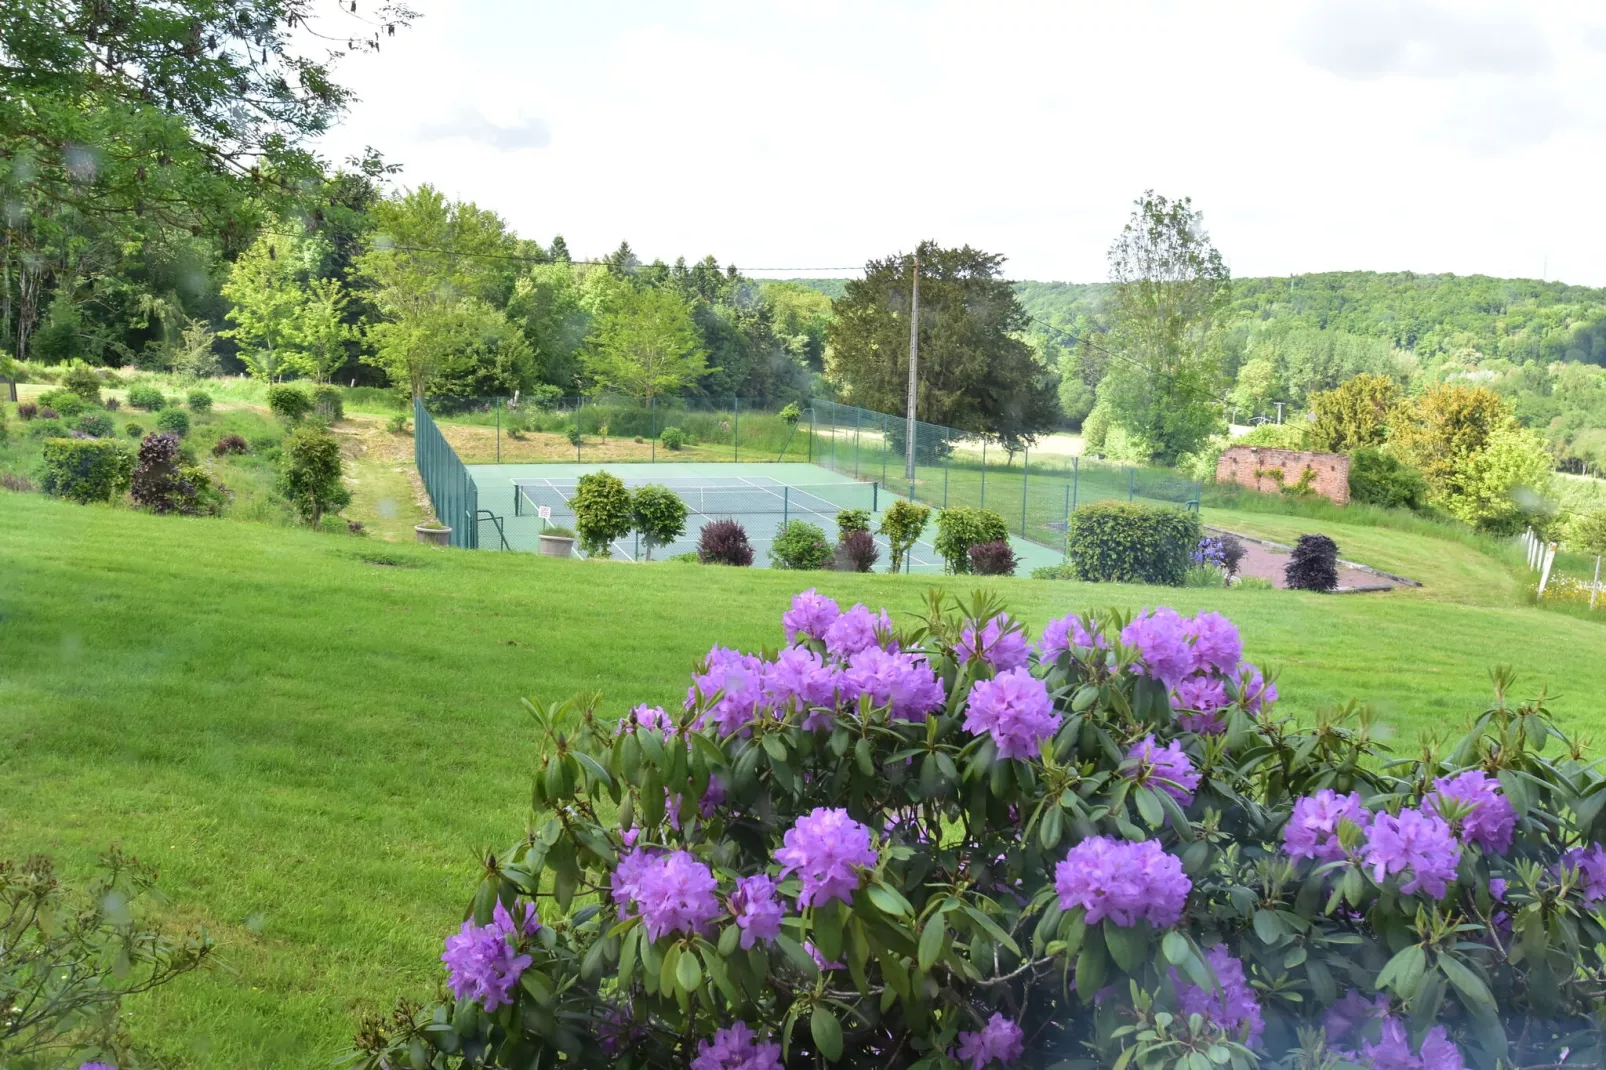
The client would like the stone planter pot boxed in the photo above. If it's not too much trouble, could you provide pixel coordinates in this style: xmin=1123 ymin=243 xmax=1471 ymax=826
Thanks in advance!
xmin=415 ymin=523 xmax=452 ymax=546
xmin=538 ymin=534 xmax=576 ymax=559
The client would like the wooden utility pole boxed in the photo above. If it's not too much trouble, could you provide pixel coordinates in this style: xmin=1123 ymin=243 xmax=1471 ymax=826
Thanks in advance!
xmin=905 ymin=255 xmax=919 ymax=483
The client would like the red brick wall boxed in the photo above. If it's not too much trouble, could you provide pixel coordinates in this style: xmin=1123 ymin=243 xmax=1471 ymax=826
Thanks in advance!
xmin=1215 ymin=446 xmax=1351 ymax=505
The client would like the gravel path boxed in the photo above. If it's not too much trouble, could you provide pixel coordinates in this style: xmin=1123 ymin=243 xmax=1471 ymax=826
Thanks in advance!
xmin=1213 ymin=528 xmax=1413 ymax=592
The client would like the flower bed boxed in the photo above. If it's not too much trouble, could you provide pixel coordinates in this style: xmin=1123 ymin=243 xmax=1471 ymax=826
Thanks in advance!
xmin=355 ymin=589 xmax=1606 ymax=1069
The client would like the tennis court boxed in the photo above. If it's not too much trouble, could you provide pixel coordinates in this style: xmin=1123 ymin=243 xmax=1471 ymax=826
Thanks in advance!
xmin=466 ymin=461 xmax=1064 ymax=573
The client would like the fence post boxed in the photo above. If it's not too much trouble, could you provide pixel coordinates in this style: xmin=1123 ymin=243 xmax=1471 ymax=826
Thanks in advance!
xmin=575 ymin=399 xmax=582 ymax=462
xmin=1593 ymin=554 xmax=1602 ymax=610
xmin=495 ymin=399 xmax=501 ymax=464
xmin=853 ymin=408 xmax=862 ymax=478
xmin=943 ymin=430 xmax=950 ymax=508
xmin=1020 ymin=447 xmax=1028 ymax=537
xmin=651 ymin=396 xmax=656 ymax=463
xmin=734 ymin=397 xmax=740 ymax=462
xmin=1062 ymin=483 xmax=1071 ymax=561
xmin=783 ymin=486 xmax=790 ymax=527
xmin=808 ymin=406 xmax=815 ymax=463
xmin=980 ymin=440 xmax=987 ymax=509
xmin=1071 ymin=456 xmax=1079 ymax=516
xmin=880 ymin=415 xmax=889 ymax=486
xmin=908 ymin=420 xmax=916 ymax=502
xmin=1538 ymin=542 xmax=1558 ymax=597
xmin=1128 ymin=467 xmax=1135 ymax=501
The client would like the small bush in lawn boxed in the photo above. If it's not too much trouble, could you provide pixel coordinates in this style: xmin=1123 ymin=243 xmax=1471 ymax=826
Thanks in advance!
xmin=667 ymin=551 xmax=700 ymax=564
xmin=38 ymin=437 xmax=134 ymax=503
xmin=505 ymin=410 xmax=532 ymax=439
xmin=696 ymin=518 xmax=753 ymax=565
xmin=1030 ymin=563 xmax=1077 ymax=580
xmin=934 ymin=505 xmax=1008 ymax=574
xmin=186 ymin=389 xmax=213 ymax=413
xmin=28 ymin=418 xmax=66 ymax=438
xmin=131 ymin=432 xmax=226 ymax=516
xmin=967 ymin=538 xmax=1018 ymax=576
xmin=571 ymin=470 xmax=633 ymax=557
xmin=835 ymin=508 xmax=871 ymax=539
xmin=125 ymin=422 xmax=146 ymax=439
xmin=1 ymin=470 xmax=34 ymax=492
xmin=779 ymin=400 xmax=802 ymax=424
xmin=1236 ymin=574 xmax=1276 ymax=590
xmin=312 ymin=384 xmax=344 ymax=423
xmin=267 ymin=383 xmax=314 ymax=423
xmin=74 ymin=412 xmax=115 ymax=438
xmin=17 ymin=400 xmax=38 ymax=420
xmin=565 ymin=424 xmax=583 ymax=447
xmin=212 ymin=434 xmax=249 ymax=456
xmin=61 ymin=361 xmax=103 ymax=403
xmin=879 ymin=498 xmax=931 ymax=573
xmin=659 ymin=425 xmax=686 ymax=450
xmin=36 ymin=388 xmax=86 ymax=418
xmin=770 ymin=520 xmax=833 ymax=570
xmin=360 ymin=592 xmax=1606 ymax=1070
xmin=278 ymin=425 xmax=351 ymax=525
xmin=1066 ymin=500 xmax=1201 ymax=586
xmin=386 ymin=413 xmax=411 ymax=434
xmin=126 ymin=384 xmax=166 ymax=411
xmin=833 ymin=528 xmax=880 ymax=572
xmin=104 ymin=396 xmax=120 ymax=411
xmin=1285 ymin=533 xmax=1340 ymax=591
xmin=155 ymin=408 xmax=190 ymax=437
xmin=631 ymin=484 xmax=689 ymax=561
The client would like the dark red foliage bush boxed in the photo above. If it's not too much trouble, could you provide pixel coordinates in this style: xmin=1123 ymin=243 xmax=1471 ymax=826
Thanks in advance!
xmin=38 ymin=408 xmax=58 ymax=420
xmin=968 ymin=539 xmax=1018 ymax=576
xmin=1284 ymin=533 xmax=1339 ymax=592
xmin=833 ymin=529 xmax=880 ymax=572
xmin=1 ymin=471 xmax=34 ymax=493
xmin=17 ymin=401 xmax=38 ymax=420
xmin=131 ymin=432 xmax=223 ymax=516
xmin=212 ymin=434 xmax=249 ymax=456
xmin=697 ymin=518 xmax=753 ymax=566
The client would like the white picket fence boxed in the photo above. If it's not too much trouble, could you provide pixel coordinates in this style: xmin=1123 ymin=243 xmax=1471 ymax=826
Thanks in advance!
xmin=1523 ymin=527 xmax=1603 ymax=608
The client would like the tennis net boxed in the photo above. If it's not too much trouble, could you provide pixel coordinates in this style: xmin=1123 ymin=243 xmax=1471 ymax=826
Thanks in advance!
xmin=513 ymin=480 xmax=879 ymax=519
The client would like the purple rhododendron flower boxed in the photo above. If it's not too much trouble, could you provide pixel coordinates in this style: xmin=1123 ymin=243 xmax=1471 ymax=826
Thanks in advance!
xmin=1054 ymin=837 xmax=1190 ymax=927
xmin=617 ymin=704 xmax=677 ymax=738
xmin=631 ymin=850 xmax=722 ymax=941
xmin=1348 ymin=1017 xmax=1467 ymax=1070
xmin=729 ymin=874 xmax=784 ymax=949
xmin=612 ymin=846 xmax=658 ymax=905
xmin=598 ymin=1001 xmax=647 ymax=1057
xmin=80 ymin=1064 xmax=118 ymax=1070
xmin=958 ymin=615 xmax=1030 ymax=672
xmin=692 ymin=1022 xmax=784 ymax=1070
xmin=1416 ymin=1025 xmax=1470 ymax=1070
xmin=1284 ymin=790 xmax=1372 ymax=863
xmin=823 ymin=603 xmax=894 ymax=659
xmin=763 ymin=645 xmax=841 ymax=728
xmin=1173 ymin=676 xmax=1229 ymax=734
xmin=783 ymin=588 xmax=840 ymax=644
xmin=963 ymin=667 xmax=1061 ymax=760
xmin=842 ymin=646 xmax=946 ymax=721
xmin=1364 ymin=808 xmax=1462 ymax=899
xmin=1564 ymin=843 xmax=1606 ymax=903
xmin=1172 ymin=946 xmax=1265 ymax=1047
xmin=1429 ymin=770 xmax=1517 ymax=855
xmin=805 ymin=940 xmax=845 ymax=971
xmin=441 ymin=900 xmax=539 ymax=1011
xmin=1036 ymin=613 xmax=1104 ymax=661
xmin=1322 ymin=990 xmax=1389 ymax=1041
xmin=1235 ymin=664 xmax=1277 ymax=712
xmin=1124 ymin=735 xmax=1201 ymax=805
xmin=774 ymin=807 xmax=879 ymax=907
xmin=954 ymin=1012 xmax=1026 ymax=1069
xmin=1121 ymin=608 xmax=1194 ymax=688
xmin=688 ymin=646 xmax=767 ymax=736
xmin=1185 ymin=611 xmax=1241 ymax=676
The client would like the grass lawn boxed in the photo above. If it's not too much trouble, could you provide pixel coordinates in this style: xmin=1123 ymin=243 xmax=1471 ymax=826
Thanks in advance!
xmin=2 ymin=492 xmax=1604 ymax=1067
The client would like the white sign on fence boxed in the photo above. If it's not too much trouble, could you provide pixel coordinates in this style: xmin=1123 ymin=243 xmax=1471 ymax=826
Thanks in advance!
xmin=538 ymin=505 xmax=552 ymax=521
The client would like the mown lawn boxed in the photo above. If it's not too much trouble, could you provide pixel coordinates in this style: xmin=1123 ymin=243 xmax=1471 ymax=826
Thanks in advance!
xmin=1 ymin=492 xmax=1602 ymax=1067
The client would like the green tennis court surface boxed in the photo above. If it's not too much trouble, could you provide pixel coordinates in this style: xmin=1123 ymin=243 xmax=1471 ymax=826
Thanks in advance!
xmin=466 ymin=461 xmax=1064 ymax=573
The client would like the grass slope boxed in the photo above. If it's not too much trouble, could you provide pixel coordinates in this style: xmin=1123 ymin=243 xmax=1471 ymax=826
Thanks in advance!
xmin=1 ymin=493 xmax=1602 ymax=1066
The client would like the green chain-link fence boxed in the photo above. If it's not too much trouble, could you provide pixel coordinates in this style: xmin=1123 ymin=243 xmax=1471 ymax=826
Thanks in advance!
xmin=806 ymin=399 xmax=1200 ymax=557
xmin=415 ymin=398 xmax=479 ymax=549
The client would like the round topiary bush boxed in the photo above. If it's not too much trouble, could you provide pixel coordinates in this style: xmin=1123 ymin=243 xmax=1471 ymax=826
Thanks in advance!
xmin=125 ymin=422 xmax=146 ymax=439
xmin=187 ymin=389 xmax=214 ymax=413
xmin=572 ymin=470 xmax=634 ymax=558
xmin=61 ymin=361 xmax=103 ymax=404
xmin=36 ymin=388 xmax=87 ymax=419
xmin=155 ymin=408 xmax=190 ymax=437
xmin=660 ymin=425 xmax=687 ymax=451
xmin=74 ymin=412 xmax=115 ymax=438
xmin=354 ymin=594 xmax=1606 ymax=1070
xmin=632 ymin=484 xmax=689 ymax=561
xmin=267 ymin=383 xmax=314 ymax=423
xmin=212 ymin=434 xmax=249 ymax=457
xmin=126 ymin=384 xmax=166 ymax=411
xmin=1285 ymin=534 xmax=1340 ymax=592
xmin=769 ymin=520 xmax=833 ymax=570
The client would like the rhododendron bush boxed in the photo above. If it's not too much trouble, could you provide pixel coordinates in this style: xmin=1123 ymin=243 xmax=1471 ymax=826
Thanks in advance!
xmin=355 ymin=590 xmax=1606 ymax=1069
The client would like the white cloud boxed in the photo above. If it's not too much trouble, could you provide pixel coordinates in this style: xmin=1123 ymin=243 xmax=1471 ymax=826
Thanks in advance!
xmin=1294 ymin=0 xmax=1551 ymax=79
xmin=416 ymin=105 xmax=551 ymax=151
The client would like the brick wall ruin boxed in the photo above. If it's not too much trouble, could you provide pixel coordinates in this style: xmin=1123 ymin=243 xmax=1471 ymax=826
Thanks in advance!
xmin=1215 ymin=446 xmax=1351 ymax=506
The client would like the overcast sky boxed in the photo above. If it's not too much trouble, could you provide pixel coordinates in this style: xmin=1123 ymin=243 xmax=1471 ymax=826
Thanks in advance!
xmin=315 ymin=0 xmax=1606 ymax=285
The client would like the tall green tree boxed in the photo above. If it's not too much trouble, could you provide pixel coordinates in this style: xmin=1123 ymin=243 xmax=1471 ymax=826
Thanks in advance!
xmin=1099 ymin=192 xmax=1230 ymax=463
xmin=582 ymin=286 xmax=707 ymax=402
xmin=1308 ymin=372 xmax=1399 ymax=452
xmin=219 ymin=231 xmax=312 ymax=381
xmin=297 ymin=277 xmax=359 ymax=383
xmin=506 ymin=263 xmax=591 ymax=392
xmin=829 ymin=241 xmax=1058 ymax=446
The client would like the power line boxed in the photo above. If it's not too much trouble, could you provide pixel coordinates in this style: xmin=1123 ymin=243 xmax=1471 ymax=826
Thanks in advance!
xmin=372 ymin=242 xmax=861 ymax=273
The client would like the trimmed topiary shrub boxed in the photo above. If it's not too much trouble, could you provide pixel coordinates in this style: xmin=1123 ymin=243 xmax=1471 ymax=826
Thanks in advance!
xmin=312 ymin=384 xmax=344 ymax=423
xmin=125 ymin=422 xmax=146 ymax=439
xmin=833 ymin=528 xmax=880 ymax=572
xmin=631 ymin=484 xmax=689 ymax=561
xmin=835 ymin=508 xmax=871 ymax=539
xmin=1348 ymin=447 xmax=1430 ymax=512
xmin=267 ymin=383 xmax=314 ymax=423
xmin=131 ymin=432 xmax=227 ymax=516
xmin=879 ymin=498 xmax=931 ymax=574
xmin=968 ymin=538 xmax=1018 ymax=576
xmin=155 ymin=408 xmax=190 ymax=437
xmin=278 ymin=425 xmax=350 ymax=525
xmin=212 ymin=434 xmax=249 ymax=456
xmin=37 ymin=438 xmax=134 ymax=503
xmin=387 ymin=413 xmax=411 ymax=435
xmin=126 ymin=384 xmax=166 ymax=411
xmin=769 ymin=520 xmax=833 ymax=570
xmin=61 ymin=361 xmax=103 ymax=403
xmin=934 ymin=505 xmax=1009 ymax=574
xmin=36 ymin=388 xmax=87 ymax=418
xmin=1066 ymin=501 xmax=1202 ymax=586
xmin=659 ymin=425 xmax=687 ymax=451
xmin=1285 ymin=533 xmax=1340 ymax=592
xmin=356 ymin=593 xmax=1605 ymax=1070
xmin=572 ymin=470 xmax=634 ymax=558
xmin=696 ymin=518 xmax=753 ymax=566
xmin=74 ymin=412 xmax=115 ymax=438
xmin=566 ymin=425 xmax=583 ymax=447
xmin=186 ymin=389 xmax=213 ymax=413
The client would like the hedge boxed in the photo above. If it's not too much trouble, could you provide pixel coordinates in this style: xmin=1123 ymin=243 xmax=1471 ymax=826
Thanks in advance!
xmin=1065 ymin=500 xmax=1201 ymax=586
xmin=37 ymin=438 xmax=135 ymax=504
